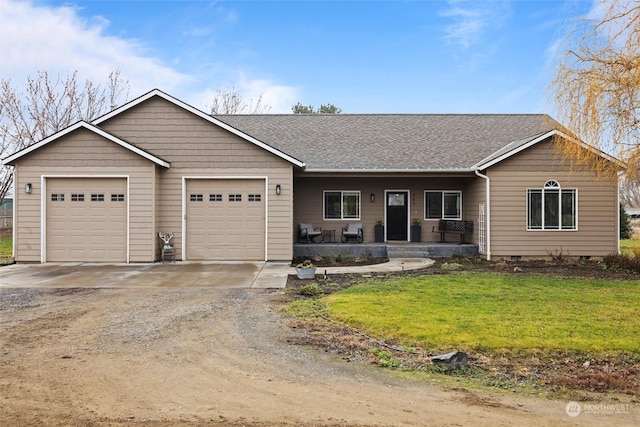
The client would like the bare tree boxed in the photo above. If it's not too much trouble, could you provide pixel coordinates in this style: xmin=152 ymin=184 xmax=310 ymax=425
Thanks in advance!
xmin=0 ymin=70 xmax=130 ymax=205
xmin=207 ymin=87 xmax=271 ymax=114
xmin=551 ymin=0 xmax=640 ymax=182
xmin=620 ymin=175 xmax=640 ymax=207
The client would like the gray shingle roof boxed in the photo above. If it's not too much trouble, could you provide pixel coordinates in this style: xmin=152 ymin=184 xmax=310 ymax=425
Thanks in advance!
xmin=214 ymin=114 xmax=561 ymax=171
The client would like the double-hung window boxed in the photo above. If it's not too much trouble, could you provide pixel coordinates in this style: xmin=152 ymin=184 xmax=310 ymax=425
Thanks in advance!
xmin=324 ymin=191 xmax=360 ymax=220
xmin=527 ymin=180 xmax=577 ymax=230
xmin=424 ymin=191 xmax=462 ymax=220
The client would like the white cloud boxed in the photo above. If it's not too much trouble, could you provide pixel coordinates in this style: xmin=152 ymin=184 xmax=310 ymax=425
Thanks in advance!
xmin=238 ymin=77 xmax=299 ymax=114
xmin=0 ymin=0 xmax=300 ymax=114
xmin=190 ymin=76 xmax=300 ymax=114
xmin=441 ymin=0 xmax=510 ymax=48
xmin=0 ymin=0 xmax=189 ymax=95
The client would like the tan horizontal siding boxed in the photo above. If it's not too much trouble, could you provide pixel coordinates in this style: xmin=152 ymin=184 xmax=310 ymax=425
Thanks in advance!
xmin=487 ymin=140 xmax=618 ymax=258
xmin=100 ymin=97 xmax=287 ymax=169
xmin=16 ymin=128 xmax=152 ymax=168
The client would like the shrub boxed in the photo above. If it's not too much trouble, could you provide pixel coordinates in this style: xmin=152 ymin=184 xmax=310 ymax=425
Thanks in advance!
xmin=603 ymin=253 xmax=640 ymax=273
xmin=369 ymin=348 xmax=400 ymax=368
xmin=298 ymin=283 xmax=325 ymax=297
xmin=620 ymin=204 xmax=632 ymax=239
xmin=441 ymin=262 xmax=463 ymax=271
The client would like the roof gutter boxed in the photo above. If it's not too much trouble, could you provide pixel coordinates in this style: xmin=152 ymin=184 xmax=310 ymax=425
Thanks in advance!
xmin=302 ymin=168 xmax=476 ymax=174
xmin=474 ymin=168 xmax=491 ymax=261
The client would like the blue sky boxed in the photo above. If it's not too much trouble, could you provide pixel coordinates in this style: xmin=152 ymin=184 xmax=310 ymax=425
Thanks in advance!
xmin=0 ymin=0 xmax=595 ymax=114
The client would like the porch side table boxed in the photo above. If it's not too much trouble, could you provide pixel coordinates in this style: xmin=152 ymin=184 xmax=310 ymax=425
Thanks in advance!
xmin=322 ymin=229 xmax=336 ymax=243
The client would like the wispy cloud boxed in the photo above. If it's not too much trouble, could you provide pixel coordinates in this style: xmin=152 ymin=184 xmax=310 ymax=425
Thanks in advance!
xmin=440 ymin=0 xmax=511 ymax=49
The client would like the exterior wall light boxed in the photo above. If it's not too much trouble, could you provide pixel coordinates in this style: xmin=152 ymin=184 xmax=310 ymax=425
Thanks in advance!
xmin=25 ymin=183 xmax=32 ymax=194
xmin=275 ymin=184 xmax=281 ymax=195
xmin=370 ymin=193 xmax=375 ymax=203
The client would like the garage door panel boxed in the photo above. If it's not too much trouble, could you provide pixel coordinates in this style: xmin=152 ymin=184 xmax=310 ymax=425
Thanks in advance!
xmin=46 ymin=178 xmax=126 ymax=262
xmin=186 ymin=179 xmax=265 ymax=261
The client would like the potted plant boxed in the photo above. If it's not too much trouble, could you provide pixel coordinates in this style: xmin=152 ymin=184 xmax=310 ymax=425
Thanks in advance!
xmin=410 ymin=218 xmax=422 ymax=242
xmin=295 ymin=260 xmax=317 ymax=279
xmin=374 ymin=219 xmax=384 ymax=242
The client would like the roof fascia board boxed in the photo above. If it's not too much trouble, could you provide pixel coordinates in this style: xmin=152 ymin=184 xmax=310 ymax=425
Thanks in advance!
xmin=3 ymin=121 xmax=170 ymax=168
xmin=474 ymin=129 xmax=624 ymax=170
xmin=93 ymin=89 xmax=306 ymax=168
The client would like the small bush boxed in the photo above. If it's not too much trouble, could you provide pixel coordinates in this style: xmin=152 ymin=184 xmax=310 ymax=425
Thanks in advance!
xmin=298 ymin=283 xmax=325 ymax=297
xmin=369 ymin=348 xmax=400 ymax=368
xmin=603 ymin=253 xmax=640 ymax=273
xmin=441 ymin=262 xmax=463 ymax=271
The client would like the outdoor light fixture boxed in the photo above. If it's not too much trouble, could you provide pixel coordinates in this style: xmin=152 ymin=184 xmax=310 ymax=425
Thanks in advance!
xmin=275 ymin=184 xmax=281 ymax=195
xmin=370 ymin=193 xmax=375 ymax=203
xmin=25 ymin=183 xmax=32 ymax=194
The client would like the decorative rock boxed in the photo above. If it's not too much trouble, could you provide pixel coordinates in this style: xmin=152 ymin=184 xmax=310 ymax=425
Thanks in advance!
xmin=431 ymin=351 xmax=469 ymax=368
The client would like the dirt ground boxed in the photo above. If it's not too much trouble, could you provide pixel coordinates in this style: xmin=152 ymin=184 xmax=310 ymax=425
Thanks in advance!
xmin=1 ymin=264 xmax=639 ymax=426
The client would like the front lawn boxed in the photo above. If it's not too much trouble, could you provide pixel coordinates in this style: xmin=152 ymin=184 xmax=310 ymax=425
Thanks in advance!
xmin=324 ymin=273 xmax=639 ymax=354
xmin=0 ymin=233 xmax=12 ymax=264
xmin=620 ymin=238 xmax=640 ymax=257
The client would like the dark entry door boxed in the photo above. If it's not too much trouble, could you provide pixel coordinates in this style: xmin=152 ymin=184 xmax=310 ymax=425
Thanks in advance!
xmin=386 ymin=191 xmax=408 ymax=240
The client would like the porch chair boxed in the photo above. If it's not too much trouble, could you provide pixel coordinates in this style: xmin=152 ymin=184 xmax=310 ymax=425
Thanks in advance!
xmin=298 ymin=223 xmax=323 ymax=243
xmin=341 ymin=223 xmax=363 ymax=243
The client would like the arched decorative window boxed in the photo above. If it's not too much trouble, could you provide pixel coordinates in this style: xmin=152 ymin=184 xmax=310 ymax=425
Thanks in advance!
xmin=527 ymin=180 xmax=577 ymax=230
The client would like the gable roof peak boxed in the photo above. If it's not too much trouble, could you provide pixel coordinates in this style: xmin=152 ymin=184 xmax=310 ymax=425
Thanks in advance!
xmin=92 ymin=89 xmax=305 ymax=168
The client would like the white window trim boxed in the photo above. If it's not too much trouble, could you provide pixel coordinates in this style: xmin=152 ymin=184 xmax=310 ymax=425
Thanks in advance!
xmin=323 ymin=190 xmax=361 ymax=220
xmin=424 ymin=190 xmax=462 ymax=221
xmin=526 ymin=181 xmax=578 ymax=231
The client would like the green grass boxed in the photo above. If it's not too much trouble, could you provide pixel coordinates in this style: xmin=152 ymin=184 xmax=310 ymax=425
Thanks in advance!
xmin=620 ymin=238 xmax=640 ymax=257
xmin=324 ymin=273 xmax=640 ymax=354
xmin=0 ymin=233 xmax=12 ymax=258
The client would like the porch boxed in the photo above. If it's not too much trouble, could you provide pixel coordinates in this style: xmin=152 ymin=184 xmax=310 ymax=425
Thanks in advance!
xmin=293 ymin=242 xmax=479 ymax=259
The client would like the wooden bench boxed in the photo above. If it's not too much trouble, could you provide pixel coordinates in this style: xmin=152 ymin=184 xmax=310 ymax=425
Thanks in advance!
xmin=433 ymin=220 xmax=473 ymax=244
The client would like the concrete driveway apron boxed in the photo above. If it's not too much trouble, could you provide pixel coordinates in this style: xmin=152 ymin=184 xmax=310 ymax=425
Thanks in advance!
xmin=0 ymin=262 xmax=285 ymax=288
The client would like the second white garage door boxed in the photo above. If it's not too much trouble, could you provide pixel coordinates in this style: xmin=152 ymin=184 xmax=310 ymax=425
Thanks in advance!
xmin=186 ymin=179 xmax=265 ymax=260
xmin=46 ymin=177 xmax=127 ymax=262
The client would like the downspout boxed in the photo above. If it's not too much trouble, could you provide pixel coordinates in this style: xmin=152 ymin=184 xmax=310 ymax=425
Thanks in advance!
xmin=617 ymin=170 xmax=623 ymax=255
xmin=475 ymin=169 xmax=491 ymax=261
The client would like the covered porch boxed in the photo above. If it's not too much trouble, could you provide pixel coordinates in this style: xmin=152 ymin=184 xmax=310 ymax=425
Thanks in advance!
xmin=293 ymin=242 xmax=479 ymax=259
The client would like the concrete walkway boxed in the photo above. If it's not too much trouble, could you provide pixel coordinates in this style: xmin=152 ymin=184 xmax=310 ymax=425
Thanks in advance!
xmin=253 ymin=258 xmax=435 ymax=289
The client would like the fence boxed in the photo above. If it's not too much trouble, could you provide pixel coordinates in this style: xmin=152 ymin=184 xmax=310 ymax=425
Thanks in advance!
xmin=0 ymin=209 xmax=12 ymax=229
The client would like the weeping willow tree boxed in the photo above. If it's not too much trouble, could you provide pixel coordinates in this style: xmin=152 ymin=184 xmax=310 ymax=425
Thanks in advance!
xmin=552 ymin=0 xmax=640 ymax=182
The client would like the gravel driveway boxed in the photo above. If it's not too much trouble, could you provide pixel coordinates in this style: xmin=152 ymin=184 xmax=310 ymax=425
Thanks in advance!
xmin=1 ymin=286 xmax=635 ymax=426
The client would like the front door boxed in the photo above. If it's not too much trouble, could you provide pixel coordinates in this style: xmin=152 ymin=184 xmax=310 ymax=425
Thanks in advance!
xmin=386 ymin=191 xmax=408 ymax=240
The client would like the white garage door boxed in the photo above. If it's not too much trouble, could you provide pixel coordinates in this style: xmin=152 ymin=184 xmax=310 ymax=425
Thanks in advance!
xmin=46 ymin=178 xmax=127 ymax=262
xmin=186 ymin=179 xmax=265 ymax=260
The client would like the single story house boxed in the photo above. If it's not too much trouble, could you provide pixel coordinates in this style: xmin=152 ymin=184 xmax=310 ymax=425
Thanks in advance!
xmin=3 ymin=89 xmax=622 ymax=263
